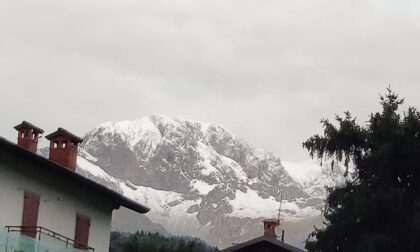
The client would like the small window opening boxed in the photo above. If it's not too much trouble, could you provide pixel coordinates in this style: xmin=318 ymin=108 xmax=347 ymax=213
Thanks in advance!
xmin=62 ymin=142 xmax=67 ymax=148
xmin=53 ymin=142 xmax=58 ymax=149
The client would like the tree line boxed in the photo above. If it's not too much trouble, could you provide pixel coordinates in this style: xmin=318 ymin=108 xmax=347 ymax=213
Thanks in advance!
xmin=109 ymin=231 xmax=219 ymax=252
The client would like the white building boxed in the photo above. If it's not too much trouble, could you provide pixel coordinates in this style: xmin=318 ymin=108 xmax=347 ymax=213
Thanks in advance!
xmin=0 ymin=121 xmax=150 ymax=252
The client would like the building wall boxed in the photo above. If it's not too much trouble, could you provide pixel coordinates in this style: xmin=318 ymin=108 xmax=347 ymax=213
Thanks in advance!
xmin=0 ymin=156 xmax=114 ymax=252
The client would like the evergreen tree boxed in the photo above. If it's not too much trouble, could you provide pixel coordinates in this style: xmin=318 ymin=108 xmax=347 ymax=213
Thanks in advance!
xmin=303 ymin=89 xmax=420 ymax=252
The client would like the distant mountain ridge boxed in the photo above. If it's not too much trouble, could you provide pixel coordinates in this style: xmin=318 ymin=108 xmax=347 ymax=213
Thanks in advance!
xmin=72 ymin=115 xmax=344 ymax=248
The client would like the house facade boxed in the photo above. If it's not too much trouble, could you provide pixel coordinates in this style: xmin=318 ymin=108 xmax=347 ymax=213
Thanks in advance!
xmin=0 ymin=121 xmax=149 ymax=252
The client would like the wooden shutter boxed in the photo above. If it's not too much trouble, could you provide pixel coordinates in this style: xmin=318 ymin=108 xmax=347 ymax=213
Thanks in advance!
xmin=74 ymin=213 xmax=90 ymax=250
xmin=21 ymin=191 xmax=40 ymax=238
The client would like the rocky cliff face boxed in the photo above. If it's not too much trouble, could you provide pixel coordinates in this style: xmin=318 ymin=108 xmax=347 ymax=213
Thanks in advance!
xmin=74 ymin=115 xmax=344 ymax=248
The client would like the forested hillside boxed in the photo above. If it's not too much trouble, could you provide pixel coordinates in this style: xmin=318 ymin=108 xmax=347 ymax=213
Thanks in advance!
xmin=109 ymin=231 xmax=219 ymax=252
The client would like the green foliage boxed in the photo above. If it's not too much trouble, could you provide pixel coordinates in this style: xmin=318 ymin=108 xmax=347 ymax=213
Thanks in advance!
xmin=109 ymin=231 xmax=218 ymax=252
xmin=303 ymin=88 xmax=420 ymax=252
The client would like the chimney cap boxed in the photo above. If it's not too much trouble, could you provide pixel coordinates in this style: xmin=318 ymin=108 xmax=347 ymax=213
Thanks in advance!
xmin=263 ymin=218 xmax=280 ymax=224
xmin=45 ymin=127 xmax=83 ymax=143
xmin=14 ymin=121 xmax=44 ymax=134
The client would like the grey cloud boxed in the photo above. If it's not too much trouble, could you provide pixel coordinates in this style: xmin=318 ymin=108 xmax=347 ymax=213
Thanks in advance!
xmin=1 ymin=0 xmax=420 ymax=160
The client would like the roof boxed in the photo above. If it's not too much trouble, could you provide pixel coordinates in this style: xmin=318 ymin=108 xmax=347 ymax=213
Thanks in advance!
xmin=0 ymin=137 xmax=149 ymax=214
xmin=14 ymin=121 xmax=44 ymax=134
xmin=45 ymin=128 xmax=83 ymax=143
xmin=222 ymin=236 xmax=306 ymax=252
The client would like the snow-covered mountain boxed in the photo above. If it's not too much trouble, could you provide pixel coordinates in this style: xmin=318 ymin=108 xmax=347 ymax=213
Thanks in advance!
xmin=74 ymin=115 xmax=344 ymax=248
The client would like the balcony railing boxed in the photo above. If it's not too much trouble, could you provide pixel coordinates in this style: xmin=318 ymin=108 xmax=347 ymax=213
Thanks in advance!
xmin=1 ymin=226 xmax=94 ymax=252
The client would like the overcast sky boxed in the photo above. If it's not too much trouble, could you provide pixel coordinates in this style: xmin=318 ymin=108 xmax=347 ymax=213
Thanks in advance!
xmin=1 ymin=0 xmax=420 ymax=161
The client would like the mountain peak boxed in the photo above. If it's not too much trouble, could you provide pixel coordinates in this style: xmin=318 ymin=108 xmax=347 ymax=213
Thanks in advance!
xmin=89 ymin=115 xmax=242 ymax=151
xmin=92 ymin=116 xmax=161 ymax=149
xmin=77 ymin=116 xmax=343 ymax=248
xmin=82 ymin=115 xmax=301 ymax=190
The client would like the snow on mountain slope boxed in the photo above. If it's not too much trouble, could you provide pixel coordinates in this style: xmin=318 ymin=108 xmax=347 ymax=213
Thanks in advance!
xmin=283 ymin=160 xmax=346 ymax=198
xmin=120 ymin=182 xmax=203 ymax=236
xmin=96 ymin=118 xmax=162 ymax=150
xmin=77 ymin=156 xmax=202 ymax=236
xmin=76 ymin=115 xmax=344 ymax=248
xmin=227 ymin=187 xmax=319 ymax=220
xmin=77 ymin=155 xmax=320 ymax=236
xmin=78 ymin=155 xmax=116 ymax=182
xmin=190 ymin=179 xmax=217 ymax=195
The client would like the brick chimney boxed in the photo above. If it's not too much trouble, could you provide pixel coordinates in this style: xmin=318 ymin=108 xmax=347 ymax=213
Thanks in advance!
xmin=263 ymin=219 xmax=280 ymax=238
xmin=45 ymin=128 xmax=83 ymax=171
xmin=14 ymin=121 xmax=44 ymax=153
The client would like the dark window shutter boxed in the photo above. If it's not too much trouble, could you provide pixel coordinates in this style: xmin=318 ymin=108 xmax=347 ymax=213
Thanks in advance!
xmin=21 ymin=191 xmax=40 ymax=238
xmin=74 ymin=213 xmax=91 ymax=250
